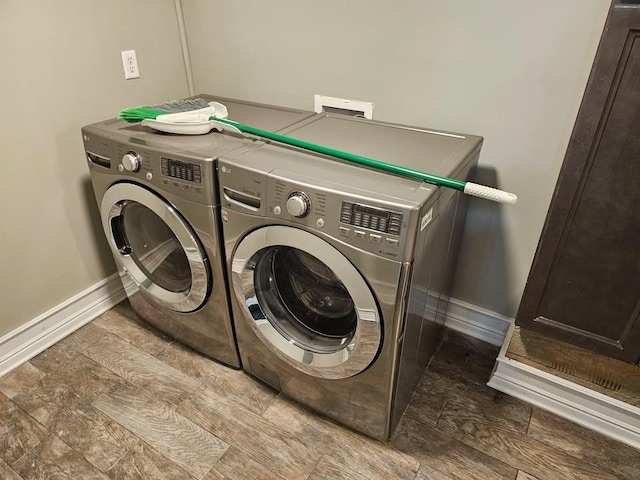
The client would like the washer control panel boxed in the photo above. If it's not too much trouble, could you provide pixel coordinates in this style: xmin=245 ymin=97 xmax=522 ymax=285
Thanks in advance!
xmin=340 ymin=202 xmax=403 ymax=236
xmin=267 ymin=175 xmax=412 ymax=259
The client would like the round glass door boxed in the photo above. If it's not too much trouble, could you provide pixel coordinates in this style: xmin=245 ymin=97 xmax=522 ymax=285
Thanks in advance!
xmin=232 ymin=226 xmax=381 ymax=379
xmin=101 ymin=183 xmax=209 ymax=313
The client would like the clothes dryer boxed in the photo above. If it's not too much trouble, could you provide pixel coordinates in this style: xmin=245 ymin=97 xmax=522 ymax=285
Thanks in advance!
xmin=83 ymin=96 xmax=314 ymax=367
xmin=219 ymin=115 xmax=482 ymax=438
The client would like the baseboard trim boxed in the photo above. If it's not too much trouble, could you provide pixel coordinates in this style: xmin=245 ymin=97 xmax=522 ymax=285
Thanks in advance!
xmin=444 ymin=297 xmax=512 ymax=346
xmin=0 ymin=272 xmax=134 ymax=378
xmin=488 ymin=329 xmax=640 ymax=449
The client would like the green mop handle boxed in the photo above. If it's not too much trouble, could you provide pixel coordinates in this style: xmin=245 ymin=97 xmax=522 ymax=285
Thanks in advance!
xmin=211 ymin=117 xmax=517 ymax=205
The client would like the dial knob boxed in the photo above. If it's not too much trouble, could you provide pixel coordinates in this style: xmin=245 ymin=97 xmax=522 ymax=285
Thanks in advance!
xmin=122 ymin=152 xmax=141 ymax=172
xmin=286 ymin=192 xmax=310 ymax=217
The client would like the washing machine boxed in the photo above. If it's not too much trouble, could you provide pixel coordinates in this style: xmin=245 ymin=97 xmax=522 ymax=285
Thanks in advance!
xmin=82 ymin=96 xmax=314 ymax=367
xmin=219 ymin=113 xmax=482 ymax=439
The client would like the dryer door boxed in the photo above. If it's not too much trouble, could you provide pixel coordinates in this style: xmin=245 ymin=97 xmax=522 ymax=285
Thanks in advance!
xmin=101 ymin=183 xmax=209 ymax=313
xmin=232 ymin=225 xmax=382 ymax=379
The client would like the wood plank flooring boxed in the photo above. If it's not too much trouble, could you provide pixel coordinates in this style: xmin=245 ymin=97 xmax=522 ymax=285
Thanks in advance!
xmin=0 ymin=301 xmax=638 ymax=479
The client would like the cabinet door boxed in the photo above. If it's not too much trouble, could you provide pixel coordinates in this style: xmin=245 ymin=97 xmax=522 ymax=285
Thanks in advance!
xmin=517 ymin=2 xmax=640 ymax=363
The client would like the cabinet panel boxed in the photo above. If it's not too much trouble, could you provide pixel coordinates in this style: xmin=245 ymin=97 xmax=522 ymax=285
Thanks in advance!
xmin=517 ymin=3 xmax=640 ymax=363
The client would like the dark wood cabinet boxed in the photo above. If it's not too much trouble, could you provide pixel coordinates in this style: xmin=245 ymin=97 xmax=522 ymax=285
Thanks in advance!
xmin=516 ymin=1 xmax=640 ymax=364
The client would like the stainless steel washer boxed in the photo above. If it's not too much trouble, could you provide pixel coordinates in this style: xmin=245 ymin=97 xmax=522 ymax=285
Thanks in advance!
xmin=220 ymin=114 xmax=482 ymax=439
xmin=83 ymin=96 xmax=314 ymax=367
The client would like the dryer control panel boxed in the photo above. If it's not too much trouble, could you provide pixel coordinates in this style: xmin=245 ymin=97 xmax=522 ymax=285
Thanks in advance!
xmin=161 ymin=158 xmax=202 ymax=184
xmin=112 ymin=143 xmax=212 ymax=203
xmin=82 ymin=129 xmax=217 ymax=205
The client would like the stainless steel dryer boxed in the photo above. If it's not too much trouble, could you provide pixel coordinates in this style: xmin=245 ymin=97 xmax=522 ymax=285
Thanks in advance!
xmin=83 ymin=96 xmax=314 ymax=367
xmin=219 ymin=115 xmax=482 ymax=439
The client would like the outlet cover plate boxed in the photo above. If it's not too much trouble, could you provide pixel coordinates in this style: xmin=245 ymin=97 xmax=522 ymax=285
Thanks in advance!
xmin=121 ymin=50 xmax=140 ymax=80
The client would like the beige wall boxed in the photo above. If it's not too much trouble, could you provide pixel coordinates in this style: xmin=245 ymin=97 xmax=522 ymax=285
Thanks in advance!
xmin=0 ymin=1 xmax=188 ymax=337
xmin=0 ymin=1 xmax=612 ymax=339
xmin=183 ymin=0 xmax=610 ymax=316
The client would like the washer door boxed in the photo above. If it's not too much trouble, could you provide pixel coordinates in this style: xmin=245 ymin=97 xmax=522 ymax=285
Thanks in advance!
xmin=232 ymin=226 xmax=381 ymax=379
xmin=101 ymin=183 xmax=209 ymax=313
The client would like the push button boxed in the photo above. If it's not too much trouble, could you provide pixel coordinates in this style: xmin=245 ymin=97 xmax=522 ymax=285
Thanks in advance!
xmin=339 ymin=227 xmax=350 ymax=238
xmin=354 ymin=230 xmax=365 ymax=239
xmin=370 ymin=234 xmax=381 ymax=244
xmin=385 ymin=238 xmax=399 ymax=247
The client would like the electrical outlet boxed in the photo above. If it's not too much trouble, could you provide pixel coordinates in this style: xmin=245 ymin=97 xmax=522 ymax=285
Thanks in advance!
xmin=121 ymin=50 xmax=140 ymax=80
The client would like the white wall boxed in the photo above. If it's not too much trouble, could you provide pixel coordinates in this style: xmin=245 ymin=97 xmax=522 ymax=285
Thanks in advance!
xmin=183 ymin=0 xmax=610 ymax=316
xmin=0 ymin=1 xmax=189 ymax=337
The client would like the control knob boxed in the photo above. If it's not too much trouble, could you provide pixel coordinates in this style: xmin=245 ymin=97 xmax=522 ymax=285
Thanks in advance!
xmin=122 ymin=152 xmax=141 ymax=172
xmin=286 ymin=192 xmax=311 ymax=217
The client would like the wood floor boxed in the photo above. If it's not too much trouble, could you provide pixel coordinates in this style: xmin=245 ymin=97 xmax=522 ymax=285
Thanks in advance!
xmin=0 ymin=302 xmax=638 ymax=480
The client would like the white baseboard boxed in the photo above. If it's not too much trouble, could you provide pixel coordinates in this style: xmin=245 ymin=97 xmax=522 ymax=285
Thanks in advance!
xmin=0 ymin=272 xmax=134 ymax=378
xmin=444 ymin=297 xmax=513 ymax=346
xmin=488 ymin=324 xmax=640 ymax=449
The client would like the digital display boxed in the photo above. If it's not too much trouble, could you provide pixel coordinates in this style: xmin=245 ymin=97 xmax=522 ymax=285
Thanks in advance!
xmin=161 ymin=158 xmax=201 ymax=183
xmin=340 ymin=202 xmax=402 ymax=235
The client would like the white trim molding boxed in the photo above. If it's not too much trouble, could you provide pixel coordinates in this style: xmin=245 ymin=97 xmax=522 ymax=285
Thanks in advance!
xmin=0 ymin=272 xmax=135 ymax=378
xmin=489 ymin=325 xmax=640 ymax=449
xmin=444 ymin=297 xmax=513 ymax=346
